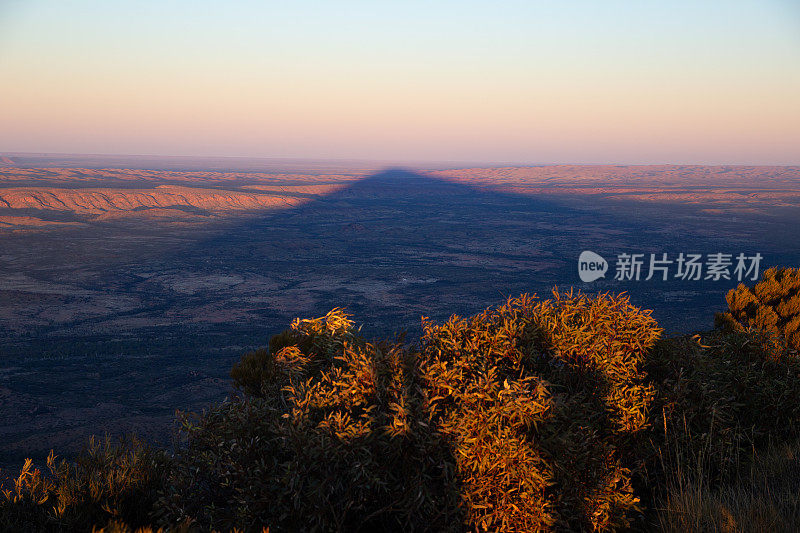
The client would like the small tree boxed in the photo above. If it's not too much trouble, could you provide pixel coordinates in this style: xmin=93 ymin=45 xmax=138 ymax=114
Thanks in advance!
xmin=716 ymin=267 xmax=800 ymax=353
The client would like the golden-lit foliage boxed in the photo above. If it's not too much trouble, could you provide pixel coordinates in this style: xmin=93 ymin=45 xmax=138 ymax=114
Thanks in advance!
xmin=161 ymin=307 xmax=461 ymax=531
xmin=0 ymin=437 xmax=167 ymax=532
xmin=7 ymin=287 xmax=800 ymax=531
xmin=419 ymin=291 xmax=660 ymax=531
xmin=716 ymin=267 xmax=800 ymax=353
xmin=230 ymin=307 xmax=358 ymax=398
xmin=168 ymin=292 xmax=662 ymax=531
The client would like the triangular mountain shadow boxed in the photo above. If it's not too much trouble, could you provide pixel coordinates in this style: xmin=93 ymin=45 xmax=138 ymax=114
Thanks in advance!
xmin=3 ymin=167 xmax=790 ymax=466
xmin=168 ymin=167 xmax=739 ymax=339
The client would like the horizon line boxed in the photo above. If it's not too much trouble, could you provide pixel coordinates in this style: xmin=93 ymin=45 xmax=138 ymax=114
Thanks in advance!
xmin=2 ymin=151 xmax=799 ymax=169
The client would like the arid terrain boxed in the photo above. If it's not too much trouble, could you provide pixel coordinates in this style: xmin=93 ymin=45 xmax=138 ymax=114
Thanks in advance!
xmin=1 ymin=154 xmax=799 ymax=467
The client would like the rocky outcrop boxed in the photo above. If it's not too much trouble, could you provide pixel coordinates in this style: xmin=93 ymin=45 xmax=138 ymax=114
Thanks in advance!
xmin=0 ymin=185 xmax=305 ymax=215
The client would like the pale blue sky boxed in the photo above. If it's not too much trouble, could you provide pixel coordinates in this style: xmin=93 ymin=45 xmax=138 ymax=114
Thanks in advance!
xmin=1 ymin=1 xmax=799 ymax=163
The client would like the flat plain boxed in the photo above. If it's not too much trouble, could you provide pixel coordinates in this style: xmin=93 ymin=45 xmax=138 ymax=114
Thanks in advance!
xmin=1 ymin=154 xmax=799 ymax=466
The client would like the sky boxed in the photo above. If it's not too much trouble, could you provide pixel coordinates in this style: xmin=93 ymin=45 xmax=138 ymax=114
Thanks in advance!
xmin=1 ymin=0 xmax=799 ymax=165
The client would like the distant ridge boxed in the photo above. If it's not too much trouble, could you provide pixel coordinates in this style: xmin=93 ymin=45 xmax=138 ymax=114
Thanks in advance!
xmin=0 ymin=153 xmax=500 ymax=172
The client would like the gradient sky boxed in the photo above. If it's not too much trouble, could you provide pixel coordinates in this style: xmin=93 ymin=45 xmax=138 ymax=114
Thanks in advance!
xmin=1 ymin=0 xmax=799 ymax=164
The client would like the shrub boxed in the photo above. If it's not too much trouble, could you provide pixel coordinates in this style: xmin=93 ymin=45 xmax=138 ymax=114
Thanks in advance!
xmin=159 ymin=308 xmax=462 ymax=532
xmin=645 ymin=328 xmax=800 ymax=489
xmin=10 ymin=287 xmax=800 ymax=531
xmin=162 ymin=292 xmax=662 ymax=531
xmin=0 ymin=436 xmax=167 ymax=533
xmin=419 ymin=290 xmax=661 ymax=531
xmin=716 ymin=267 xmax=800 ymax=353
xmin=230 ymin=308 xmax=362 ymax=398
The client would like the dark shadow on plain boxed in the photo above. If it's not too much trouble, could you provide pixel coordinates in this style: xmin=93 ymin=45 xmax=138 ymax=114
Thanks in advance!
xmin=2 ymin=167 xmax=798 ymax=469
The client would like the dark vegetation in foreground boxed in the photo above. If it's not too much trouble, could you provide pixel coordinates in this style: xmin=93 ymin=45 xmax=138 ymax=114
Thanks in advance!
xmin=2 ymin=268 xmax=800 ymax=532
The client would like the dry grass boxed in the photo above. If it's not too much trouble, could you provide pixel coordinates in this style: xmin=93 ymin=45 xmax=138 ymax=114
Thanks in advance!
xmin=655 ymin=439 xmax=800 ymax=532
